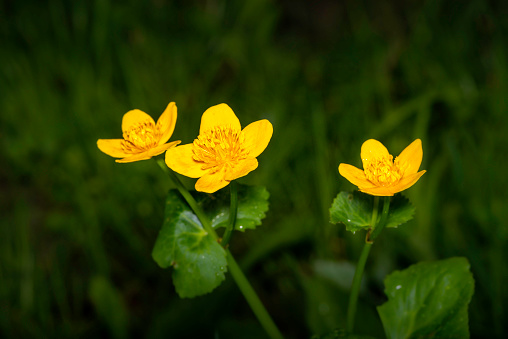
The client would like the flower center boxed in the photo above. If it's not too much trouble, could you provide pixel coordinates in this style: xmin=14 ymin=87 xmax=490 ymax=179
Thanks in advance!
xmin=364 ymin=155 xmax=403 ymax=186
xmin=192 ymin=125 xmax=249 ymax=173
xmin=123 ymin=120 xmax=159 ymax=151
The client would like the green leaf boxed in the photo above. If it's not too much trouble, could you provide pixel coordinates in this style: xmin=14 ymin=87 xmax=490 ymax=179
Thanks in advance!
xmin=385 ymin=194 xmax=415 ymax=228
xmin=196 ymin=184 xmax=270 ymax=232
xmin=152 ymin=190 xmax=227 ymax=298
xmin=329 ymin=191 xmax=372 ymax=233
xmin=329 ymin=191 xmax=415 ymax=233
xmin=377 ymin=257 xmax=475 ymax=339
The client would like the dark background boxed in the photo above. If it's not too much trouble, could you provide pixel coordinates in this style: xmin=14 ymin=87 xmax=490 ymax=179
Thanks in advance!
xmin=1 ymin=0 xmax=507 ymax=338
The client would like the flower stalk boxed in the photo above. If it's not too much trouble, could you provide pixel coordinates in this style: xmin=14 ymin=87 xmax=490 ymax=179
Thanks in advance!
xmin=346 ymin=196 xmax=391 ymax=333
xmin=156 ymin=159 xmax=283 ymax=339
xmin=221 ymin=181 xmax=238 ymax=247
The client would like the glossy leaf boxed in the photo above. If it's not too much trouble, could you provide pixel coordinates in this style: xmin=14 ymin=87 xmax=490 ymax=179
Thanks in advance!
xmin=385 ymin=194 xmax=415 ymax=228
xmin=152 ymin=190 xmax=227 ymax=298
xmin=196 ymin=184 xmax=269 ymax=232
xmin=329 ymin=191 xmax=371 ymax=233
xmin=329 ymin=191 xmax=415 ymax=233
xmin=377 ymin=257 xmax=474 ymax=339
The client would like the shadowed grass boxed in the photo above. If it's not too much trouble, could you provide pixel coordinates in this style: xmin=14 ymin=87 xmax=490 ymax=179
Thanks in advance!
xmin=1 ymin=0 xmax=507 ymax=338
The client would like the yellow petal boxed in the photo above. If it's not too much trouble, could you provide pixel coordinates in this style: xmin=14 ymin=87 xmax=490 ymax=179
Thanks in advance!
xmin=396 ymin=139 xmax=423 ymax=176
xmin=359 ymin=186 xmax=396 ymax=196
xmin=361 ymin=139 xmax=389 ymax=167
xmin=225 ymin=157 xmax=258 ymax=181
xmin=392 ymin=170 xmax=426 ymax=193
xmin=122 ymin=109 xmax=155 ymax=133
xmin=165 ymin=144 xmax=208 ymax=178
xmin=360 ymin=170 xmax=426 ymax=196
xmin=195 ymin=167 xmax=230 ymax=193
xmin=242 ymin=120 xmax=273 ymax=158
xmin=156 ymin=102 xmax=177 ymax=145
xmin=115 ymin=151 xmax=153 ymax=163
xmin=199 ymin=103 xmax=241 ymax=134
xmin=338 ymin=164 xmax=376 ymax=189
xmin=97 ymin=139 xmax=131 ymax=158
xmin=149 ymin=140 xmax=181 ymax=157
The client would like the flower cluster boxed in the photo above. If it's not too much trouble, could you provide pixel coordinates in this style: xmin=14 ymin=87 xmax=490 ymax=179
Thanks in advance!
xmin=98 ymin=102 xmax=425 ymax=196
xmin=98 ymin=102 xmax=273 ymax=193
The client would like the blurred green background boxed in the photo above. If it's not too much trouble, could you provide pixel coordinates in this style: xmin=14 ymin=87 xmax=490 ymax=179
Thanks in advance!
xmin=1 ymin=0 xmax=507 ymax=338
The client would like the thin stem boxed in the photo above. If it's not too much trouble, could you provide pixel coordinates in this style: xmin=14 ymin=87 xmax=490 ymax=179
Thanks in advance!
xmin=155 ymin=159 xmax=283 ymax=339
xmin=370 ymin=196 xmax=391 ymax=241
xmin=221 ymin=181 xmax=238 ymax=247
xmin=346 ymin=241 xmax=372 ymax=333
xmin=227 ymin=249 xmax=284 ymax=339
xmin=156 ymin=159 xmax=218 ymax=238
xmin=346 ymin=195 xmax=391 ymax=333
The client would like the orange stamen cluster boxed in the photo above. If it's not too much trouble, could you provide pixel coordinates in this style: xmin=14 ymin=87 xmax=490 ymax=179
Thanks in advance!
xmin=192 ymin=125 xmax=249 ymax=173
xmin=123 ymin=120 xmax=159 ymax=151
xmin=364 ymin=155 xmax=403 ymax=187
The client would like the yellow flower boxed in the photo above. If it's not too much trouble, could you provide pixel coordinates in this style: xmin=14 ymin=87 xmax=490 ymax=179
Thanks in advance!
xmin=97 ymin=102 xmax=180 ymax=163
xmin=165 ymin=103 xmax=273 ymax=193
xmin=339 ymin=139 xmax=426 ymax=196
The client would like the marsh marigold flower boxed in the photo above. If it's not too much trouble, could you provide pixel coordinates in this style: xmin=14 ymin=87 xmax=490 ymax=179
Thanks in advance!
xmin=339 ymin=139 xmax=426 ymax=196
xmin=165 ymin=103 xmax=273 ymax=193
xmin=97 ymin=102 xmax=180 ymax=163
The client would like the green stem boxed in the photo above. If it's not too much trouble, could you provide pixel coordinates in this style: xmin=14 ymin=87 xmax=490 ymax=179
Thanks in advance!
xmin=156 ymin=159 xmax=218 ymax=238
xmin=346 ymin=196 xmax=391 ymax=333
xmin=221 ymin=181 xmax=238 ymax=247
xmin=370 ymin=196 xmax=391 ymax=242
xmin=156 ymin=159 xmax=283 ymax=339
xmin=346 ymin=241 xmax=372 ymax=333
xmin=227 ymin=249 xmax=284 ymax=339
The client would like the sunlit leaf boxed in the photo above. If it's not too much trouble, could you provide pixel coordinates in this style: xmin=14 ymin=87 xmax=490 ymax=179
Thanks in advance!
xmin=377 ymin=257 xmax=474 ymax=339
xmin=152 ymin=190 xmax=227 ymax=298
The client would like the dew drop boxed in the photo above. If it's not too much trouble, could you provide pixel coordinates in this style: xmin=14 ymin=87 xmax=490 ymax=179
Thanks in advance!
xmin=396 ymin=285 xmax=402 ymax=290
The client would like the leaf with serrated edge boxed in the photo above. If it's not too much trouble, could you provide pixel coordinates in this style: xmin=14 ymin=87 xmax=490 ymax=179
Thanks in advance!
xmin=329 ymin=191 xmax=415 ymax=233
xmin=195 ymin=184 xmax=269 ymax=232
xmin=377 ymin=257 xmax=474 ymax=339
xmin=385 ymin=194 xmax=415 ymax=228
xmin=329 ymin=191 xmax=373 ymax=233
xmin=152 ymin=190 xmax=227 ymax=298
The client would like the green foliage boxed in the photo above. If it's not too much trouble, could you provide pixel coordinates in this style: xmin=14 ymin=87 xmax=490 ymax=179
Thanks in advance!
xmin=329 ymin=192 xmax=415 ymax=233
xmin=385 ymin=195 xmax=415 ymax=229
xmin=329 ymin=192 xmax=371 ymax=233
xmin=377 ymin=257 xmax=475 ymax=339
xmin=196 ymin=184 xmax=270 ymax=232
xmin=152 ymin=190 xmax=227 ymax=298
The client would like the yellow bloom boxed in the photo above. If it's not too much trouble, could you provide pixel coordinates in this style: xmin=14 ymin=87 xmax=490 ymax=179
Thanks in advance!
xmin=165 ymin=103 xmax=273 ymax=193
xmin=97 ymin=102 xmax=180 ymax=163
xmin=339 ymin=139 xmax=426 ymax=196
